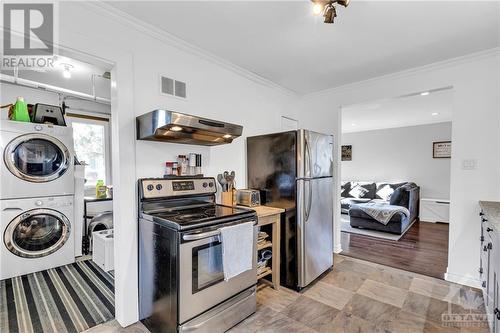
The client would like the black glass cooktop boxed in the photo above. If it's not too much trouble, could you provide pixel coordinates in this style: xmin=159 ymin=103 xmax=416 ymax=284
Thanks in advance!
xmin=147 ymin=204 xmax=254 ymax=228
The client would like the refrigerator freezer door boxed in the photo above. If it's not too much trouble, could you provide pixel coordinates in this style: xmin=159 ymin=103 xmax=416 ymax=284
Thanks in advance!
xmin=247 ymin=131 xmax=297 ymax=210
xmin=297 ymin=177 xmax=333 ymax=288
xmin=297 ymin=130 xmax=333 ymax=179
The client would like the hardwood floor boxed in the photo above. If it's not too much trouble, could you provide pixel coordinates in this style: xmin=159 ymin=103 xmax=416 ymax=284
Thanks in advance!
xmin=340 ymin=220 xmax=449 ymax=279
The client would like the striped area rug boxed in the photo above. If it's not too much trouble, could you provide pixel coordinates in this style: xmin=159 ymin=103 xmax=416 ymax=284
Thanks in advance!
xmin=0 ymin=260 xmax=115 ymax=333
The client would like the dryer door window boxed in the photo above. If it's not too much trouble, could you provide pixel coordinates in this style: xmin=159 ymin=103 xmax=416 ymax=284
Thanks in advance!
xmin=4 ymin=209 xmax=71 ymax=258
xmin=4 ymin=134 xmax=70 ymax=182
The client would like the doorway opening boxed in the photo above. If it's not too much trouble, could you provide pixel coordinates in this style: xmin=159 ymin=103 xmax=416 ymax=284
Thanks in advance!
xmin=339 ymin=87 xmax=453 ymax=279
xmin=0 ymin=48 xmax=117 ymax=332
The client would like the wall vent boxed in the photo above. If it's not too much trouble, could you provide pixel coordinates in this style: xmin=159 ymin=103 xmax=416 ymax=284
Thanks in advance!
xmin=161 ymin=76 xmax=174 ymax=95
xmin=174 ymin=80 xmax=186 ymax=98
xmin=161 ymin=75 xmax=187 ymax=99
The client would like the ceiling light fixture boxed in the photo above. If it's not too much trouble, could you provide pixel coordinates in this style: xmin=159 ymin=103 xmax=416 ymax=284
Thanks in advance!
xmin=312 ymin=3 xmax=323 ymax=15
xmin=351 ymin=123 xmax=357 ymax=126
xmin=420 ymin=91 xmax=430 ymax=96
xmin=431 ymin=112 xmax=439 ymax=116
xmin=170 ymin=126 xmax=183 ymax=132
xmin=61 ymin=64 xmax=73 ymax=79
xmin=311 ymin=0 xmax=350 ymax=24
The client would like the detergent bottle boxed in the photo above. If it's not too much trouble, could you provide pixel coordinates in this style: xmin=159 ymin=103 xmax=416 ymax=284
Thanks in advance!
xmin=96 ymin=180 xmax=107 ymax=199
xmin=11 ymin=97 xmax=30 ymax=122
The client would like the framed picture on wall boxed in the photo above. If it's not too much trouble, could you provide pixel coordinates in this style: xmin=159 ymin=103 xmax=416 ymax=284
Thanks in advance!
xmin=433 ymin=141 xmax=452 ymax=158
xmin=342 ymin=145 xmax=352 ymax=161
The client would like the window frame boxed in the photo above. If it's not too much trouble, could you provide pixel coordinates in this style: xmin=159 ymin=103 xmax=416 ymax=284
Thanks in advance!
xmin=66 ymin=112 xmax=112 ymax=189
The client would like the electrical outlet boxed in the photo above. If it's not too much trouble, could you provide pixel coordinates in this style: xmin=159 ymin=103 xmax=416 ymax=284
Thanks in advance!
xmin=462 ymin=159 xmax=478 ymax=170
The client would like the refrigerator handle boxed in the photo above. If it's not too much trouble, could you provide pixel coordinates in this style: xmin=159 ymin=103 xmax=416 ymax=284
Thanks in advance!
xmin=305 ymin=136 xmax=312 ymax=178
xmin=305 ymin=179 xmax=313 ymax=222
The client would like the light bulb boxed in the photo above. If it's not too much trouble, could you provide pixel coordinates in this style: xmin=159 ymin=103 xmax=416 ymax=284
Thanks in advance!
xmin=63 ymin=67 xmax=71 ymax=79
xmin=313 ymin=3 xmax=323 ymax=15
xmin=61 ymin=63 xmax=73 ymax=79
xmin=223 ymin=134 xmax=232 ymax=139
xmin=170 ymin=126 xmax=183 ymax=132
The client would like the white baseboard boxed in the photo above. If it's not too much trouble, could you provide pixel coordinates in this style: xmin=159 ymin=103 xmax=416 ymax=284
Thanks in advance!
xmin=445 ymin=269 xmax=481 ymax=288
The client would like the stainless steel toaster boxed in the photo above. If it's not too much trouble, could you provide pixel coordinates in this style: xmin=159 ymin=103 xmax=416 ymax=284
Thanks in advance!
xmin=235 ymin=189 xmax=261 ymax=207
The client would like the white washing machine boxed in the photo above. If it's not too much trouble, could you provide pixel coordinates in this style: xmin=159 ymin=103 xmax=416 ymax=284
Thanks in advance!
xmin=1 ymin=195 xmax=75 ymax=280
xmin=0 ymin=120 xmax=75 ymax=199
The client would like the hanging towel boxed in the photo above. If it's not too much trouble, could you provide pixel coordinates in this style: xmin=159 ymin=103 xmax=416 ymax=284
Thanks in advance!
xmin=220 ymin=221 xmax=254 ymax=281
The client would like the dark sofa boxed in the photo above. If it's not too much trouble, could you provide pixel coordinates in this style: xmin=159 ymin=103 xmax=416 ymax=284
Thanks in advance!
xmin=341 ymin=181 xmax=420 ymax=235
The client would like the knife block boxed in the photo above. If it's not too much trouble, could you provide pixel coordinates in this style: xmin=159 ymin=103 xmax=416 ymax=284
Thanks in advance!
xmin=221 ymin=192 xmax=233 ymax=206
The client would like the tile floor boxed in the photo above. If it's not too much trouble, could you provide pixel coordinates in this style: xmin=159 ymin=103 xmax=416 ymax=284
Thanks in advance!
xmin=84 ymin=255 xmax=489 ymax=333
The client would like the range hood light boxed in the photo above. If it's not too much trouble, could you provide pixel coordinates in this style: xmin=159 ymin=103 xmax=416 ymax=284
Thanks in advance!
xmin=170 ymin=126 xmax=183 ymax=132
xmin=223 ymin=134 xmax=232 ymax=139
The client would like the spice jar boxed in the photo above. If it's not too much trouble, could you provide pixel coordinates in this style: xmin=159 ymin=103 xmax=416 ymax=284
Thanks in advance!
xmin=177 ymin=155 xmax=188 ymax=176
xmin=165 ymin=162 xmax=174 ymax=176
xmin=172 ymin=162 xmax=178 ymax=176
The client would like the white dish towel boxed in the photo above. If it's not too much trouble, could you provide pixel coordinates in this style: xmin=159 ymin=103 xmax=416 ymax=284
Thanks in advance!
xmin=220 ymin=221 xmax=254 ymax=281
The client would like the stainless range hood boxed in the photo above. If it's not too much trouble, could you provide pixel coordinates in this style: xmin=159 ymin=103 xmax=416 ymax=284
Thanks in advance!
xmin=136 ymin=110 xmax=243 ymax=146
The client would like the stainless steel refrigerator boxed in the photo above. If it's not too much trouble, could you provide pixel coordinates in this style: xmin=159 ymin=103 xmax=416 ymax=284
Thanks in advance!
xmin=247 ymin=129 xmax=333 ymax=290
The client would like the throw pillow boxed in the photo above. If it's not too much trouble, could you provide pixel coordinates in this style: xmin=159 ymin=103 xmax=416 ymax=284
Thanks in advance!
xmin=353 ymin=182 xmax=377 ymax=199
xmin=390 ymin=185 xmax=411 ymax=207
xmin=376 ymin=184 xmax=394 ymax=202
xmin=341 ymin=181 xmax=351 ymax=198
xmin=349 ymin=185 xmax=369 ymax=199
xmin=389 ymin=182 xmax=408 ymax=190
xmin=390 ymin=186 xmax=404 ymax=205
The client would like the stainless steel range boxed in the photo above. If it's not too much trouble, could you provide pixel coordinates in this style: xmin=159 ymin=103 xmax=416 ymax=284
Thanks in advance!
xmin=138 ymin=177 xmax=257 ymax=333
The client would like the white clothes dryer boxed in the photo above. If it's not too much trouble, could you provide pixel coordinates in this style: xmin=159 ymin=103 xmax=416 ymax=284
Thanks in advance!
xmin=1 ymin=195 xmax=75 ymax=280
xmin=0 ymin=120 xmax=75 ymax=199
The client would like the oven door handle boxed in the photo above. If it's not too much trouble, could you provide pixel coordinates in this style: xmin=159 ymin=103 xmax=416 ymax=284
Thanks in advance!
xmin=183 ymin=229 xmax=221 ymax=241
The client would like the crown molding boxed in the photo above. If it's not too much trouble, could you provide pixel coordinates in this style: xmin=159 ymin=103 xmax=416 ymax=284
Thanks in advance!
xmin=305 ymin=47 xmax=500 ymax=98
xmin=80 ymin=1 xmax=297 ymax=96
xmin=66 ymin=2 xmax=499 ymax=98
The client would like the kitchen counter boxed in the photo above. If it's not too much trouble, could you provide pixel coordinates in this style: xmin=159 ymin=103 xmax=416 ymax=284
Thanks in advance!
xmin=250 ymin=205 xmax=285 ymax=218
xmin=479 ymin=201 xmax=500 ymax=233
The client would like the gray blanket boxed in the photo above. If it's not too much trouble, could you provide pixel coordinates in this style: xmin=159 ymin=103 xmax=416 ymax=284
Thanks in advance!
xmin=350 ymin=202 xmax=410 ymax=225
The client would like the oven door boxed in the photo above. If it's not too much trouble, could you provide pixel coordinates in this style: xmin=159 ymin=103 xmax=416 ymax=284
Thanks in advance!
xmin=179 ymin=221 xmax=257 ymax=324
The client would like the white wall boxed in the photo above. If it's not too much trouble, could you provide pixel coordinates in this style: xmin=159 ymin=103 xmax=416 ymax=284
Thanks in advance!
xmin=55 ymin=3 xmax=298 ymax=185
xmin=38 ymin=2 xmax=300 ymax=327
xmin=342 ymin=122 xmax=452 ymax=199
xmin=299 ymin=50 xmax=500 ymax=288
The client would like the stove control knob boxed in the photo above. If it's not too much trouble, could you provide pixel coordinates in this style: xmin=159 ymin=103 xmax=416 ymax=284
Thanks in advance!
xmin=208 ymin=182 xmax=214 ymax=188
xmin=146 ymin=184 xmax=154 ymax=191
xmin=156 ymin=184 xmax=163 ymax=191
xmin=202 ymin=182 xmax=208 ymax=188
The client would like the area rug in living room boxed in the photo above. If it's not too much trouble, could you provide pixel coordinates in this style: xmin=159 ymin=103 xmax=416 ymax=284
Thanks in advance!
xmin=341 ymin=214 xmax=414 ymax=241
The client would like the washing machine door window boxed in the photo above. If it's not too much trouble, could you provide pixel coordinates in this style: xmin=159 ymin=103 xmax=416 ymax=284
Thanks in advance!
xmin=4 ymin=208 xmax=71 ymax=258
xmin=4 ymin=134 xmax=70 ymax=183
